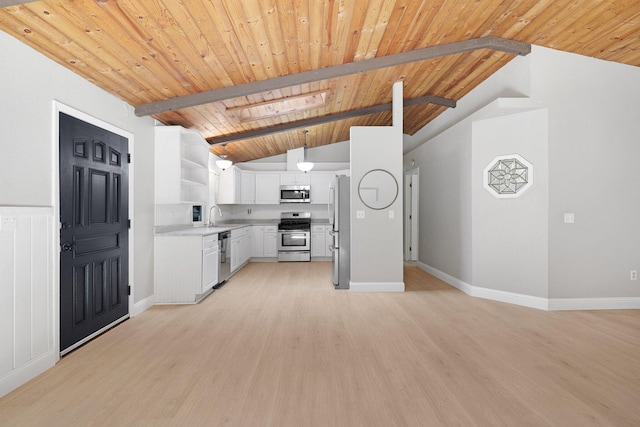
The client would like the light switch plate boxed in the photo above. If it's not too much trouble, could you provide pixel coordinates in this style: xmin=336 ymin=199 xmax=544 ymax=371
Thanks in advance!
xmin=564 ymin=213 xmax=575 ymax=224
xmin=356 ymin=210 xmax=365 ymax=219
xmin=389 ymin=210 xmax=394 ymax=219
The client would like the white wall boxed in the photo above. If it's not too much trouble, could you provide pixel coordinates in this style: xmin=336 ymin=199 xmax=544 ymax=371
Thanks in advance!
xmin=407 ymin=118 xmax=473 ymax=284
xmin=0 ymin=30 xmax=156 ymax=304
xmin=0 ymin=30 xmax=156 ymax=396
xmin=405 ymin=45 xmax=640 ymax=309
xmin=349 ymin=82 xmax=404 ymax=292
xmin=471 ymin=103 xmax=549 ymax=298
xmin=531 ymin=47 xmax=640 ymax=300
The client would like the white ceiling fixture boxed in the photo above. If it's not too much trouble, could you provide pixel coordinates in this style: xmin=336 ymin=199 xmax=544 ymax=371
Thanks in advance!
xmin=216 ymin=144 xmax=233 ymax=171
xmin=297 ymin=130 xmax=314 ymax=173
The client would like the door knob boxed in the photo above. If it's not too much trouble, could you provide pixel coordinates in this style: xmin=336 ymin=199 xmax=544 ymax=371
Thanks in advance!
xmin=61 ymin=243 xmax=74 ymax=252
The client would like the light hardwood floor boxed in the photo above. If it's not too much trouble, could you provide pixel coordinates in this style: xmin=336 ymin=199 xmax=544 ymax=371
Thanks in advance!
xmin=1 ymin=262 xmax=639 ymax=426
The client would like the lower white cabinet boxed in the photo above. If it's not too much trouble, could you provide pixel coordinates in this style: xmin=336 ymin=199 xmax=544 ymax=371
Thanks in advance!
xmin=252 ymin=225 xmax=278 ymax=258
xmin=155 ymin=233 xmax=219 ymax=303
xmin=230 ymin=226 xmax=252 ymax=272
xmin=252 ymin=226 xmax=265 ymax=257
xmin=264 ymin=226 xmax=278 ymax=257
xmin=311 ymin=224 xmax=332 ymax=257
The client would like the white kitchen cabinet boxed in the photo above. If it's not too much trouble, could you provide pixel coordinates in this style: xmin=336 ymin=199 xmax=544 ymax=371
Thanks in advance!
xmin=310 ymin=172 xmax=334 ymax=204
xmin=218 ymin=167 xmax=241 ymax=204
xmin=230 ymin=227 xmax=243 ymax=272
xmin=155 ymin=233 xmax=218 ymax=303
xmin=311 ymin=224 xmax=332 ymax=257
xmin=280 ymin=172 xmax=310 ymax=186
xmin=264 ymin=226 xmax=278 ymax=257
xmin=242 ymin=227 xmax=252 ymax=264
xmin=230 ymin=226 xmax=252 ymax=271
xmin=255 ymin=173 xmax=280 ymax=204
xmin=252 ymin=225 xmax=278 ymax=258
xmin=252 ymin=226 xmax=264 ymax=257
xmin=241 ymin=171 xmax=255 ymax=204
xmin=155 ymin=126 xmax=210 ymax=205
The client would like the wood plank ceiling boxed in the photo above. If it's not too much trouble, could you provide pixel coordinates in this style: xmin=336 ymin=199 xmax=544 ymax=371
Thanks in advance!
xmin=1 ymin=0 xmax=639 ymax=163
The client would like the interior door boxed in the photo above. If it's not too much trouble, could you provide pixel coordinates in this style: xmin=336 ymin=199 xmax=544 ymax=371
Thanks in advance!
xmin=59 ymin=112 xmax=129 ymax=354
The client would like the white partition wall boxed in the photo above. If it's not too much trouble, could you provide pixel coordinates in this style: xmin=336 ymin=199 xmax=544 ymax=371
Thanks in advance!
xmin=0 ymin=207 xmax=55 ymax=398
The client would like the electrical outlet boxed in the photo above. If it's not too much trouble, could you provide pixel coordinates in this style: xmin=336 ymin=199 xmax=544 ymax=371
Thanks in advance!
xmin=356 ymin=210 xmax=365 ymax=219
xmin=631 ymin=270 xmax=638 ymax=281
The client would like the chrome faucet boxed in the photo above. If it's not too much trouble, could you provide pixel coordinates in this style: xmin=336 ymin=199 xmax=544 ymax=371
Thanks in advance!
xmin=209 ymin=205 xmax=223 ymax=226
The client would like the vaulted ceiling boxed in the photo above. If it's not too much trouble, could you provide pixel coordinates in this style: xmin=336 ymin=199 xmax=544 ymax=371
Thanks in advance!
xmin=1 ymin=0 xmax=639 ymax=162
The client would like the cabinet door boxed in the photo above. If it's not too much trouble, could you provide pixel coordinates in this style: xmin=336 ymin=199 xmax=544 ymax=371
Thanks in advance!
xmin=230 ymin=238 xmax=241 ymax=272
xmin=280 ymin=172 xmax=310 ymax=185
xmin=218 ymin=167 xmax=240 ymax=204
xmin=324 ymin=225 xmax=333 ymax=256
xmin=242 ymin=231 xmax=252 ymax=263
xmin=310 ymin=172 xmax=334 ymax=204
xmin=252 ymin=226 xmax=264 ymax=257
xmin=311 ymin=231 xmax=326 ymax=257
xmin=255 ymin=173 xmax=280 ymax=204
xmin=241 ymin=171 xmax=255 ymax=204
xmin=202 ymin=248 xmax=219 ymax=292
xmin=264 ymin=227 xmax=278 ymax=257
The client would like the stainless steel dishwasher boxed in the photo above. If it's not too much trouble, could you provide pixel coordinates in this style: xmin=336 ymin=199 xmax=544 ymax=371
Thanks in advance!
xmin=218 ymin=231 xmax=231 ymax=284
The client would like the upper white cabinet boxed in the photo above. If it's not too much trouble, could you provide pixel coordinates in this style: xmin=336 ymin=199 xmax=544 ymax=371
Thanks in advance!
xmin=218 ymin=167 xmax=241 ymax=204
xmin=218 ymin=168 xmax=340 ymax=205
xmin=310 ymin=172 xmax=334 ymax=204
xmin=241 ymin=171 xmax=255 ymax=204
xmin=255 ymin=173 xmax=280 ymax=204
xmin=280 ymin=172 xmax=310 ymax=186
xmin=155 ymin=126 xmax=210 ymax=205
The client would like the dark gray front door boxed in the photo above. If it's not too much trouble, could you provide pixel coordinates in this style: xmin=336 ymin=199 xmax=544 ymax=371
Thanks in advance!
xmin=59 ymin=112 xmax=129 ymax=353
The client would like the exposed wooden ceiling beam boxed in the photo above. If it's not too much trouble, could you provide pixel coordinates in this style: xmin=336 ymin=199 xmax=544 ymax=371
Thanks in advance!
xmin=136 ymin=36 xmax=530 ymax=117
xmin=0 ymin=0 xmax=37 ymax=6
xmin=206 ymin=95 xmax=456 ymax=146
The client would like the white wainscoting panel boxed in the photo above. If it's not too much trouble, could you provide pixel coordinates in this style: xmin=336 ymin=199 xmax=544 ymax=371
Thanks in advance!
xmin=0 ymin=207 xmax=55 ymax=398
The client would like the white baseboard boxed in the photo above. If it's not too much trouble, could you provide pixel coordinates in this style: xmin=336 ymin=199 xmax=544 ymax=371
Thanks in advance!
xmin=417 ymin=262 xmax=639 ymax=311
xmin=548 ymin=297 xmax=640 ymax=311
xmin=132 ymin=294 xmax=155 ymax=317
xmin=0 ymin=350 xmax=57 ymax=398
xmin=349 ymin=281 xmax=405 ymax=292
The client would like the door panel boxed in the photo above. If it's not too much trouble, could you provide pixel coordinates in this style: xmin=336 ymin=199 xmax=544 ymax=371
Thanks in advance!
xmin=59 ymin=112 xmax=129 ymax=353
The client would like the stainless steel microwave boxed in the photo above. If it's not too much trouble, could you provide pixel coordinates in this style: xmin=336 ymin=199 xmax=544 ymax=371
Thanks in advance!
xmin=280 ymin=185 xmax=310 ymax=203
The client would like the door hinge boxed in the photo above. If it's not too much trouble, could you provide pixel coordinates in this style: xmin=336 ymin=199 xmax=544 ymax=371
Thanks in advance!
xmin=409 ymin=246 xmax=412 ymax=252
xmin=127 ymin=153 xmax=131 ymax=163
xmin=128 ymin=219 xmax=131 ymax=229
xmin=127 ymin=285 xmax=131 ymax=296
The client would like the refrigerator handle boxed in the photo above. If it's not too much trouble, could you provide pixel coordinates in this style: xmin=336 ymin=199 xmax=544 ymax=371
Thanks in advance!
xmin=328 ymin=184 xmax=335 ymax=224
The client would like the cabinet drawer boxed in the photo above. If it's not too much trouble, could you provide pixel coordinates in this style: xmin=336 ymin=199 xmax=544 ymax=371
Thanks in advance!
xmin=231 ymin=227 xmax=245 ymax=238
xmin=264 ymin=225 xmax=278 ymax=232
xmin=311 ymin=225 xmax=326 ymax=232
xmin=203 ymin=234 xmax=218 ymax=250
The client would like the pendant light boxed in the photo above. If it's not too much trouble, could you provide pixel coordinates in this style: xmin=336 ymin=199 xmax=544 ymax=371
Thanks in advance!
xmin=215 ymin=144 xmax=233 ymax=171
xmin=297 ymin=130 xmax=314 ymax=173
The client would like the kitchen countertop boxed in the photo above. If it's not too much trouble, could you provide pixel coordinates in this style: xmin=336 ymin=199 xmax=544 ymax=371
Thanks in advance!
xmin=155 ymin=221 xmax=279 ymax=237
xmin=156 ymin=218 xmax=329 ymax=236
xmin=155 ymin=224 xmax=246 ymax=237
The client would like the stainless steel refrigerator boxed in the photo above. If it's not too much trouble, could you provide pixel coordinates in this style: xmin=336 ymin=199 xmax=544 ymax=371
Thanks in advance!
xmin=329 ymin=175 xmax=350 ymax=289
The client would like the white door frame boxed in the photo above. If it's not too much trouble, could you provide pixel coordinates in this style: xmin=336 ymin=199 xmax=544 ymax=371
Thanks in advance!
xmin=52 ymin=101 xmax=135 ymax=359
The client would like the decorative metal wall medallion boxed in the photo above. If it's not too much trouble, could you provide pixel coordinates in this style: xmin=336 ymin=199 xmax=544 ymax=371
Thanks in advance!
xmin=483 ymin=154 xmax=533 ymax=198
